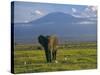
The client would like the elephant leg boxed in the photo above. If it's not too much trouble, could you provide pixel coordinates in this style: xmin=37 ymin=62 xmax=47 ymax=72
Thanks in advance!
xmin=44 ymin=47 xmax=50 ymax=63
xmin=48 ymin=50 xmax=52 ymax=62
xmin=54 ymin=50 xmax=57 ymax=60
xmin=54 ymin=51 xmax=57 ymax=60
xmin=44 ymin=50 xmax=49 ymax=62
xmin=51 ymin=50 xmax=53 ymax=62
xmin=52 ymin=51 xmax=55 ymax=60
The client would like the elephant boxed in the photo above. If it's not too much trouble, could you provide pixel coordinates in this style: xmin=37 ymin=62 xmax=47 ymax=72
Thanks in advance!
xmin=38 ymin=35 xmax=58 ymax=63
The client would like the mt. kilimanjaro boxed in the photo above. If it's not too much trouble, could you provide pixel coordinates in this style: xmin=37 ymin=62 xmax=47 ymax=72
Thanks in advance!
xmin=14 ymin=12 xmax=97 ymax=43
xmin=30 ymin=12 xmax=88 ymax=24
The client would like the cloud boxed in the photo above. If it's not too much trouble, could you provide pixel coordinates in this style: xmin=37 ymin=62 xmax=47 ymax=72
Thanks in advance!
xmin=71 ymin=8 xmax=83 ymax=18
xmin=71 ymin=6 xmax=97 ymax=18
xmin=87 ymin=6 xmax=97 ymax=12
xmin=84 ymin=6 xmax=97 ymax=17
xmin=72 ymin=12 xmax=84 ymax=18
xmin=72 ymin=8 xmax=77 ymax=13
xmin=91 ymin=6 xmax=97 ymax=12
xmin=34 ymin=10 xmax=43 ymax=15
xmin=75 ymin=21 xmax=96 ymax=24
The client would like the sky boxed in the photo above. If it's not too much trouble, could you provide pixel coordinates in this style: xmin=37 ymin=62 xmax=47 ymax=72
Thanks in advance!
xmin=13 ymin=1 xmax=97 ymax=23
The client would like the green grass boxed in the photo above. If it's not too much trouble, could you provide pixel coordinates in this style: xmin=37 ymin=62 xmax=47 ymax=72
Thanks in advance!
xmin=14 ymin=42 xmax=97 ymax=74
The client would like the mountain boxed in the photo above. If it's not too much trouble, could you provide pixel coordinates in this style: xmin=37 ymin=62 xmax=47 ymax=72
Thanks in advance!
xmin=30 ymin=12 xmax=87 ymax=24
xmin=14 ymin=12 xmax=97 ymax=43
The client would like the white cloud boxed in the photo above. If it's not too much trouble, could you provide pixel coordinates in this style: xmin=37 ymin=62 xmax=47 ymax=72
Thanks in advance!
xmin=72 ymin=8 xmax=77 ymax=13
xmin=24 ymin=20 xmax=29 ymax=23
xmin=35 ymin=10 xmax=43 ymax=15
xmin=89 ymin=17 xmax=97 ymax=21
xmin=84 ymin=6 xmax=97 ymax=17
xmin=72 ymin=13 xmax=85 ymax=18
xmin=92 ymin=7 xmax=97 ymax=12
xmin=88 ymin=6 xmax=97 ymax=12
xmin=71 ymin=6 xmax=97 ymax=18
xmin=76 ymin=21 xmax=96 ymax=24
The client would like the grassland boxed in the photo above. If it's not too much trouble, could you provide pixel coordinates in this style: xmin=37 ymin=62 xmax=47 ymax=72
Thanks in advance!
xmin=14 ymin=42 xmax=97 ymax=73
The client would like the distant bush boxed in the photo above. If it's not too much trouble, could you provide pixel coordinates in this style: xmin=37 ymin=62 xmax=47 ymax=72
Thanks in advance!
xmin=27 ymin=45 xmax=43 ymax=50
xmin=36 ymin=46 xmax=43 ymax=50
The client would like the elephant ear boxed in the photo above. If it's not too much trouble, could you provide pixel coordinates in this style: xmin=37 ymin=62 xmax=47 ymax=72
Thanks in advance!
xmin=38 ymin=35 xmax=48 ymax=47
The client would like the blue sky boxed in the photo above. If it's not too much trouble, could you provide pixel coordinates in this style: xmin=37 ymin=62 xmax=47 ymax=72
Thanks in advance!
xmin=13 ymin=1 xmax=97 ymax=23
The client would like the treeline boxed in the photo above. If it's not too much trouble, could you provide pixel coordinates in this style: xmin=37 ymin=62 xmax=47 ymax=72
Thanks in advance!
xmin=59 ymin=41 xmax=97 ymax=49
xmin=14 ymin=41 xmax=97 ymax=51
xmin=14 ymin=44 xmax=43 ymax=51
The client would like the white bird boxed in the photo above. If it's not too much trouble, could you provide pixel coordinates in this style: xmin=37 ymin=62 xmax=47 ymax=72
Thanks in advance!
xmin=24 ymin=61 xmax=26 ymax=65
xmin=55 ymin=60 xmax=58 ymax=63
xmin=64 ymin=57 xmax=67 ymax=61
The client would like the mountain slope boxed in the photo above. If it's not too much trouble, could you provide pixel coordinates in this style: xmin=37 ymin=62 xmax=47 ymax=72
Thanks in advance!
xmin=30 ymin=12 xmax=87 ymax=24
